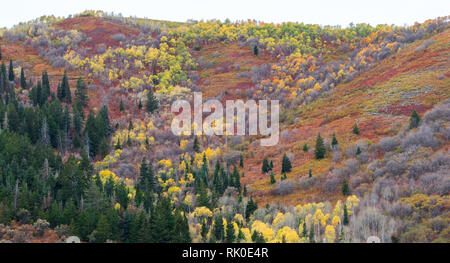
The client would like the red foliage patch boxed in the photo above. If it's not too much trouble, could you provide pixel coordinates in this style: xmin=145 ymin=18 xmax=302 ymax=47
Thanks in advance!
xmin=378 ymin=104 xmax=433 ymax=116
xmin=57 ymin=17 xmax=139 ymax=54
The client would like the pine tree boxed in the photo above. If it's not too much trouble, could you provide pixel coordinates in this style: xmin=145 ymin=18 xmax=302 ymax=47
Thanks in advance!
xmin=253 ymin=45 xmax=259 ymax=56
xmin=99 ymin=138 xmax=109 ymax=158
xmin=96 ymin=214 xmax=112 ymax=243
xmin=0 ymin=46 xmax=2 ymax=60
xmin=57 ymin=83 xmax=63 ymax=101
xmin=252 ymin=231 xmax=265 ymax=243
xmin=75 ymin=76 xmax=88 ymax=109
xmin=138 ymin=99 xmax=142 ymax=110
xmin=225 ymin=217 xmax=235 ymax=243
xmin=150 ymin=197 xmax=175 ymax=242
xmin=197 ymin=183 xmax=210 ymax=209
xmin=270 ymin=171 xmax=276 ymax=184
xmin=193 ymin=136 xmax=201 ymax=153
xmin=342 ymin=178 xmax=350 ymax=196
xmin=343 ymin=204 xmax=349 ymax=225
xmin=119 ymin=99 xmax=124 ymax=112
xmin=146 ymin=88 xmax=158 ymax=113
xmin=309 ymin=224 xmax=315 ymax=243
xmin=20 ymin=68 xmax=26 ymax=89
xmin=409 ymin=110 xmax=421 ymax=129
xmin=269 ymin=160 xmax=273 ymax=171
xmin=232 ymin=165 xmax=241 ymax=191
xmin=8 ymin=60 xmax=14 ymax=81
xmin=303 ymin=143 xmax=309 ymax=152
xmin=352 ymin=123 xmax=360 ymax=135
xmin=213 ymin=214 xmax=224 ymax=242
xmin=239 ymin=155 xmax=244 ymax=168
xmin=98 ymin=105 xmax=111 ymax=138
xmin=84 ymin=111 xmax=99 ymax=158
xmin=200 ymin=219 xmax=209 ymax=242
xmin=314 ymin=133 xmax=326 ymax=159
xmin=308 ymin=168 xmax=312 ymax=178
xmin=245 ymin=197 xmax=258 ymax=220
xmin=48 ymin=201 xmax=60 ymax=228
xmin=355 ymin=146 xmax=361 ymax=156
xmin=281 ymin=153 xmax=292 ymax=173
xmin=58 ymin=71 xmax=71 ymax=103
xmin=302 ymin=221 xmax=307 ymax=237
xmin=42 ymin=70 xmax=50 ymax=99
xmin=174 ymin=210 xmax=191 ymax=242
xmin=261 ymin=157 xmax=270 ymax=173
xmin=331 ymin=133 xmax=338 ymax=148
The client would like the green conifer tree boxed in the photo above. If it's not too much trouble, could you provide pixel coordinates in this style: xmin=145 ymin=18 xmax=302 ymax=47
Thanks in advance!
xmin=353 ymin=123 xmax=360 ymax=135
xmin=314 ymin=133 xmax=326 ymax=159
xmin=409 ymin=110 xmax=421 ymax=129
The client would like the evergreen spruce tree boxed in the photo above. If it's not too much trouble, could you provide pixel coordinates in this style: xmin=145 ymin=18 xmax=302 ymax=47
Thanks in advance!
xmin=200 ymin=219 xmax=209 ymax=242
xmin=62 ymin=199 xmax=77 ymax=225
xmin=20 ymin=68 xmax=27 ymax=89
xmin=197 ymin=183 xmax=211 ymax=209
xmin=174 ymin=210 xmax=191 ymax=242
xmin=42 ymin=70 xmax=50 ymax=99
xmin=303 ymin=143 xmax=309 ymax=152
xmin=342 ymin=178 xmax=350 ymax=196
xmin=99 ymin=138 xmax=109 ymax=158
xmin=239 ymin=154 xmax=244 ymax=168
xmin=193 ymin=136 xmax=201 ymax=153
xmin=96 ymin=214 xmax=112 ymax=243
xmin=314 ymin=133 xmax=326 ymax=159
xmin=261 ymin=157 xmax=270 ymax=173
xmin=270 ymin=171 xmax=276 ymax=184
xmin=57 ymin=83 xmax=63 ymax=101
xmin=353 ymin=122 xmax=360 ymax=135
xmin=150 ymin=197 xmax=175 ymax=242
xmin=343 ymin=204 xmax=349 ymax=225
xmin=213 ymin=214 xmax=224 ymax=242
xmin=355 ymin=146 xmax=361 ymax=156
xmin=119 ymin=99 xmax=124 ymax=112
xmin=281 ymin=153 xmax=292 ymax=173
xmin=8 ymin=59 xmax=14 ymax=81
xmin=409 ymin=110 xmax=421 ymax=129
xmin=128 ymin=120 xmax=133 ymax=130
xmin=0 ymin=46 xmax=2 ymax=60
xmin=146 ymin=88 xmax=158 ymax=113
xmin=98 ymin=105 xmax=111 ymax=138
xmin=225 ymin=217 xmax=235 ymax=243
xmin=59 ymin=71 xmax=71 ymax=103
xmin=309 ymin=224 xmax=315 ymax=243
xmin=252 ymin=231 xmax=265 ymax=243
xmin=331 ymin=133 xmax=338 ymax=148
xmin=232 ymin=165 xmax=241 ymax=191
xmin=309 ymin=168 xmax=312 ymax=178
xmin=75 ymin=76 xmax=88 ymax=109
xmin=245 ymin=197 xmax=257 ymax=220
xmin=253 ymin=45 xmax=258 ymax=56
xmin=302 ymin=221 xmax=307 ymax=237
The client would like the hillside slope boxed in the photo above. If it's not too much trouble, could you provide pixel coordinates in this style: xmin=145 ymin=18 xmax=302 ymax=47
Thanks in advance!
xmin=0 ymin=12 xmax=448 ymax=243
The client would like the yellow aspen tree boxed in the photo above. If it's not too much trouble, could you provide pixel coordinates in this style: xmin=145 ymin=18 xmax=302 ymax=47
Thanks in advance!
xmin=324 ymin=225 xmax=336 ymax=243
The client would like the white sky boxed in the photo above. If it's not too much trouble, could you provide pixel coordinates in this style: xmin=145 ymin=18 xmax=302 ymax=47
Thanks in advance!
xmin=2 ymin=0 xmax=449 ymax=28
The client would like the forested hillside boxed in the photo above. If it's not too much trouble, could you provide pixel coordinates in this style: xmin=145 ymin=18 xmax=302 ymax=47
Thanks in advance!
xmin=0 ymin=10 xmax=448 ymax=243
